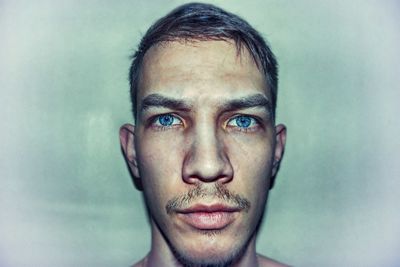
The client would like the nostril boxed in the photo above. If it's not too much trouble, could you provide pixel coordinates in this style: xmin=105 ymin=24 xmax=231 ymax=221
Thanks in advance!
xmin=182 ymin=153 xmax=234 ymax=184
xmin=181 ymin=131 xmax=234 ymax=184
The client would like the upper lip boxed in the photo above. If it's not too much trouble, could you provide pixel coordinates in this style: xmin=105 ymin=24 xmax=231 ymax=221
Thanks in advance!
xmin=177 ymin=204 xmax=241 ymax=214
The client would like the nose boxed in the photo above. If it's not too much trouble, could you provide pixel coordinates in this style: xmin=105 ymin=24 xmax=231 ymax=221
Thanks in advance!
xmin=182 ymin=126 xmax=234 ymax=184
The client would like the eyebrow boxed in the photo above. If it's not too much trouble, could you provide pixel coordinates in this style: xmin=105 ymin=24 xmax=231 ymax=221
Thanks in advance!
xmin=141 ymin=93 xmax=192 ymax=112
xmin=220 ymin=94 xmax=272 ymax=114
xmin=140 ymin=93 xmax=271 ymax=114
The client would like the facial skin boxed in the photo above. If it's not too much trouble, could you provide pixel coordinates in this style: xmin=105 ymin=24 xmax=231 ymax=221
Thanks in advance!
xmin=120 ymin=40 xmax=287 ymax=267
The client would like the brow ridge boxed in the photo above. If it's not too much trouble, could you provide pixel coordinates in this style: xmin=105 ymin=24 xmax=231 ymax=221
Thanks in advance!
xmin=220 ymin=93 xmax=272 ymax=113
xmin=141 ymin=93 xmax=192 ymax=111
xmin=140 ymin=93 xmax=271 ymax=114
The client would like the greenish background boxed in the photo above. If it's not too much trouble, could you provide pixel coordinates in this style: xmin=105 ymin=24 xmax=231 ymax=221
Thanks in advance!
xmin=1 ymin=1 xmax=399 ymax=266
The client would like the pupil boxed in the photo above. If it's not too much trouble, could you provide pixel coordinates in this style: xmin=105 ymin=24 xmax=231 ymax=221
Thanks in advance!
xmin=237 ymin=116 xmax=251 ymax=128
xmin=160 ymin=115 xmax=173 ymax=126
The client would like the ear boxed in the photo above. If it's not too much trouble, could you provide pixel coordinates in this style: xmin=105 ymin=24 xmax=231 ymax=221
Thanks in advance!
xmin=270 ymin=124 xmax=287 ymax=186
xmin=119 ymin=124 xmax=140 ymax=178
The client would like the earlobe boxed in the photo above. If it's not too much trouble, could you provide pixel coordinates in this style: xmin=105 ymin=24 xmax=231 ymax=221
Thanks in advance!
xmin=119 ymin=124 xmax=140 ymax=178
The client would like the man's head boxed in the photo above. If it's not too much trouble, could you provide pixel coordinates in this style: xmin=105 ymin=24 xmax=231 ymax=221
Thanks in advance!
xmin=120 ymin=3 xmax=286 ymax=267
xmin=129 ymin=2 xmax=278 ymax=121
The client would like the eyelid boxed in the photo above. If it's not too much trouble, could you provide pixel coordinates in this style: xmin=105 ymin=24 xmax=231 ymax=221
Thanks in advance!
xmin=149 ymin=113 xmax=184 ymax=128
xmin=227 ymin=114 xmax=259 ymax=125
xmin=225 ymin=114 xmax=266 ymax=134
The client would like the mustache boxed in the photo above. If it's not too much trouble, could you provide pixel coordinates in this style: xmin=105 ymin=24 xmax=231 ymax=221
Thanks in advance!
xmin=165 ymin=183 xmax=251 ymax=214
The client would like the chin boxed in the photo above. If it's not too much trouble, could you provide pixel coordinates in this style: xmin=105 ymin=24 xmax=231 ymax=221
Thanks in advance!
xmin=172 ymin=248 xmax=244 ymax=267
xmin=169 ymin=233 xmax=250 ymax=267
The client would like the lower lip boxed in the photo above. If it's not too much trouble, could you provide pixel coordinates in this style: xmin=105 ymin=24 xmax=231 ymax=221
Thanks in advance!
xmin=179 ymin=212 xmax=236 ymax=230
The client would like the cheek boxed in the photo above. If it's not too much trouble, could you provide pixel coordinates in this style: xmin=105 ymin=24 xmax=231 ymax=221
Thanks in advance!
xmin=228 ymin=135 xmax=274 ymax=186
xmin=226 ymin=136 xmax=274 ymax=217
xmin=136 ymin=134 xmax=186 ymax=202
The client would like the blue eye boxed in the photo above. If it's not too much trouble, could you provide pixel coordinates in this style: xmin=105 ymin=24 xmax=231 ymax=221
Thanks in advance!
xmin=153 ymin=114 xmax=182 ymax=127
xmin=158 ymin=114 xmax=174 ymax=126
xmin=228 ymin=115 xmax=258 ymax=129
xmin=236 ymin=116 xmax=251 ymax=128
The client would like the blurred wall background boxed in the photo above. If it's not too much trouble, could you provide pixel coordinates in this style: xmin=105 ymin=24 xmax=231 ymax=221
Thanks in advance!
xmin=1 ymin=1 xmax=399 ymax=266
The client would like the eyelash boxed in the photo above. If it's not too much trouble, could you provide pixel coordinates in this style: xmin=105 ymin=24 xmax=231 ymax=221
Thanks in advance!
xmin=226 ymin=115 xmax=261 ymax=133
xmin=149 ymin=113 xmax=184 ymax=130
xmin=148 ymin=113 xmax=262 ymax=132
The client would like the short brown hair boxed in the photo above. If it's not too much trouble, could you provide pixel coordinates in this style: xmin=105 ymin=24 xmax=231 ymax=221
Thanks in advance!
xmin=129 ymin=2 xmax=278 ymax=119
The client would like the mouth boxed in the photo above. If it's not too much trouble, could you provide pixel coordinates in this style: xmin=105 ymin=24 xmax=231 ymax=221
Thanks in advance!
xmin=176 ymin=204 xmax=241 ymax=230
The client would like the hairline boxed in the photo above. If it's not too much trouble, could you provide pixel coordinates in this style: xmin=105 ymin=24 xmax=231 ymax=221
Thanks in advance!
xmin=134 ymin=37 xmax=272 ymax=120
xmin=129 ymin=3 xmax=279 ymax=123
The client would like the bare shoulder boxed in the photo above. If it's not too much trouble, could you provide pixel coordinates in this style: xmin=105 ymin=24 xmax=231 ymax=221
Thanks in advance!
xmin=257 ymin=254 xmax=291 ymax=267
xmin=130 ymin=257 xmax=146 ymax=267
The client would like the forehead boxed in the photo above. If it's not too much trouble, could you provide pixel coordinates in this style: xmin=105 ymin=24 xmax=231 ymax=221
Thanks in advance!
xmin=138 ymin=40 xmax=268 ymax=101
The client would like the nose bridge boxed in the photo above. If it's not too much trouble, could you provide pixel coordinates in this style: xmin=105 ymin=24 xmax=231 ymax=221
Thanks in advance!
xmin=182 ymin=116 xmax=233 ymax=183
xmin=194 ymin=121 xmax=222 ymax=164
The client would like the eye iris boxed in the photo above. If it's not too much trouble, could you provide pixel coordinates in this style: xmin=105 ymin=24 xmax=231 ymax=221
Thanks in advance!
xmin=158 ymin=115 xmax=174 ymax=126
xmin=236 ymin=116 xmax=251 ymax=128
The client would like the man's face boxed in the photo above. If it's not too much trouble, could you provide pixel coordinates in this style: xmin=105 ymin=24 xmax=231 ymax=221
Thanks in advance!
xmin=121 ymin=40 xmax=286 ymax=265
